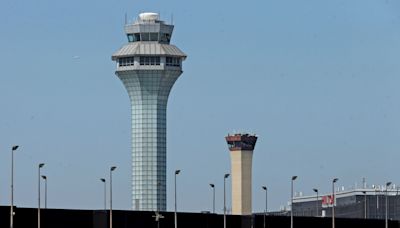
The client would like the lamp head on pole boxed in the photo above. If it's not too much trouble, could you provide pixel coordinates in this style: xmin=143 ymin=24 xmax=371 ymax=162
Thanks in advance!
xmin=39 ymin=163 xmax=45 ymax=168
xmin=386 ymin=182 xmax=392 ymax=187
xmin=12 ymin=145 xmax=19 ymax=151
xmin=313 ymin=188 xmax=318 ymax=193
xmin=224 ymin=174 xmax=230 ymax=179
xmin=100 ymin=178 xmax=106 ymax=183
xmin=262 ymin=186 xmax=267 ymax=191
xmin=175 ymin=170 xmax=181 ymax=175
xmin=333 ymin=178 xmax=338 ymax=183
xmin=210 ymin=184 xmax=215 ymax=188
xmin=292 ymin=176 xmax=297 ymax=181
xmin=110 ymin=166 xmax=117 ymax=171
xmin=41 ymin=175 xmax=47 ymax=180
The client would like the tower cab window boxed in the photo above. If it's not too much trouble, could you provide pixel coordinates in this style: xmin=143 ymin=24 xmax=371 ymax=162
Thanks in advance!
xmin=150 ymin=33 xmax=158 ymax=41
xmin=160 ymin=33 xmax=171 ymax=43
xmin=140 ymin=33 xmax=159 ymax=41
xmin=127 ymin=33 xmax=141 ymax=42
xmin=127 ymin=33 xmax=169 ymax=43
xmin=166 ymin=57 xmax=180 ymax=67
xmin=119 ymin=57 xmax=135 ymax=66
xmin=141 ymin=33 xmax=150 ymax=41
xmin=140 ymin=56 xmax=160 ymax=65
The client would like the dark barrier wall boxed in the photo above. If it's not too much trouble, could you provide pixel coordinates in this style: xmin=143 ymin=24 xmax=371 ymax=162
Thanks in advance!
xmin=0 ymin=206 xmax=93 ymax=228
xmin=1 ymin=206 xmax=399 ymax=228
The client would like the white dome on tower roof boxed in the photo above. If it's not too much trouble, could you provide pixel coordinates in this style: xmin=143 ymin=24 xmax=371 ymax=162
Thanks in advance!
xmin=139 ymin=12 xmax=159 ymax=21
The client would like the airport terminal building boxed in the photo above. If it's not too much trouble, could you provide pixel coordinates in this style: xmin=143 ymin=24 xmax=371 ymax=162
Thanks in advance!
xmin=290 ymin=187 xmax=400 ymax=220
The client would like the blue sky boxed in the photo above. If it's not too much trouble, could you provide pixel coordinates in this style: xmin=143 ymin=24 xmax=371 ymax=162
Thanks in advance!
xmin=0 ymin=0 xmax=400 ymax=213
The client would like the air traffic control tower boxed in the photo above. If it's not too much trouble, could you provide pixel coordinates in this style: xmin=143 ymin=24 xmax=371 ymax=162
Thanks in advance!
xmin=112 ymin=12 xmax=186 ymax=211
xmin=226 ymin=133 xmax=258 ymax=215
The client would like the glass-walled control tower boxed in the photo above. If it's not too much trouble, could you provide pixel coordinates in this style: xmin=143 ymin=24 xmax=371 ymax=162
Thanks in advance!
xmin=112 ymin=12 xmax=186 ymax=211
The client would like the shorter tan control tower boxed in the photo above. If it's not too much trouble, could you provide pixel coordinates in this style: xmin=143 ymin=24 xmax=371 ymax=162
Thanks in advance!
xmin=225 ymin=133 xmax=258 ymax=215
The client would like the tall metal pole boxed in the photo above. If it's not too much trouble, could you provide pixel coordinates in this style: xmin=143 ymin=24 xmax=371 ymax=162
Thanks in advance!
xmin=213 ymin=185 xmax=215 ymax=214
xmin=44 ymin=177 xmax=47 ymax=209
xmin=158 ymin=181 xmax=161 ymax=212
xmin=174 ymin=170 xmax=180 ymax=228
xmin=362 ymin=191 xmax=367 ymax=219
xmin=110 ymin=166 xmax=117 ymax=228
xmin=386 ymin=182 xmax=392 ymax=228
xmin=316 ymin=191 xmax=319 ymax=217
xmin=41 ymin=176 xmax=48 ymax=209
xmin=224 ymin=174 xmax=230 ymax=228
xmin=38 ymin=163 xmax=45 ymax=228
xmin=291 ymin=176 xmax=297 ymax=228
xmin=10 ymin=145 xmax=18 ymax=228
xmin=100 ymin=178 xmax=106 ymax=210
xmin=313 ymin=189 xmax=319 ymax=217
xmin=376 ymin=188 xmax=380 ymax=219
xmin=332 ymin=178 xmax=338 ymax=228
xmin=157 ymin=182 xmax=161 ymax=228
xmin=262 ymin=186 xmax=267 ymax=228
xmin=210 ymin=184 xmax=215 ymax=213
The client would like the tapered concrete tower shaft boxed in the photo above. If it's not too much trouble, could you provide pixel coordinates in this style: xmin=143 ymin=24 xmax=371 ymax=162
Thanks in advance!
xmin=225 ymin=133 xmax=258 ymax=215
xmin=112 ymin=12 xmax=186 ymax=211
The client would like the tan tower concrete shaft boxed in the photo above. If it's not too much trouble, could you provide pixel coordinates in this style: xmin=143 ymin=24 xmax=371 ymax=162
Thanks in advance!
xmin=230 ymin=150 xmax=254 ymax=215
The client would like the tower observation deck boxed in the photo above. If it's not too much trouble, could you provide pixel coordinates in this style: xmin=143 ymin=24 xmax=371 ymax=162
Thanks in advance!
xmin=112 ymin=12 xmax=187 ymax=211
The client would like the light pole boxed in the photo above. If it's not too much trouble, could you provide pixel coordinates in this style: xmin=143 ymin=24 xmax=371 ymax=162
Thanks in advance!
xmin=155 ymin=182 xmax=163 ymax=228
xmin=174 ymin=170 xmax=181 ymax=228
xmin=291 ymin=176 xmax=297 ymax=228
xmin=262 ymin=186 xmax=267 ymax=228
xmin=375 ymin=187 xmax=380 ymax=219
xmin=158 ymin=181 xmax=161 ymax=212
xmin=10 ymin=145 xmax=19 ymax=228
xmin=41 ymin=175 xmax=48 ymax=209
xmin=110 ymin=166 xmax=117 ymax=228
xmin=386 ymin=182 xmax=392 ymax=228
xmin=38 ymin=163 xmax=45 ymax=228
xmin=224 ymin=173 xmax=230 ymax=228
xmin=332 ymin=178 xmax=338 ymax=228
xmin=100 ymin=178 xmax=106 ymax=210
xmin=313 ymin=188 xmax=319 ymax=217
xmin=362 ymin=191 xmax=367 ymax=219
xmin=209 ymin=184 xmax=215 ymax=213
